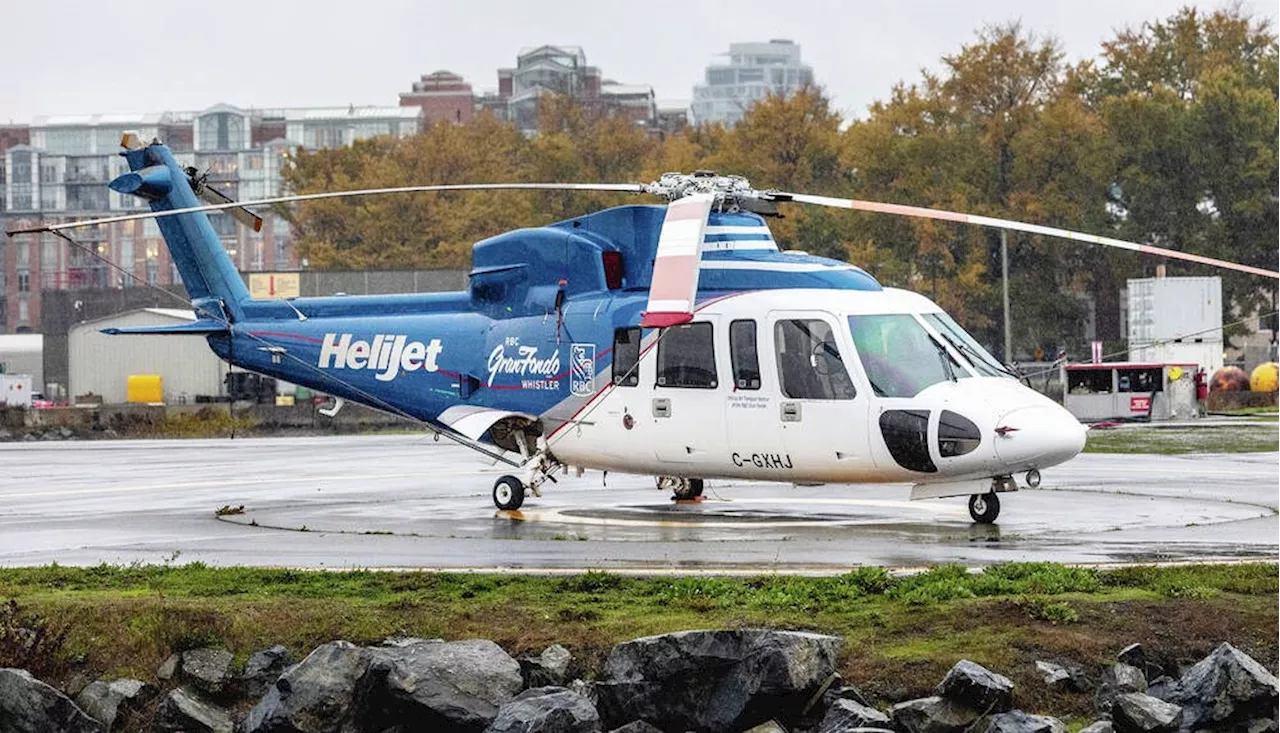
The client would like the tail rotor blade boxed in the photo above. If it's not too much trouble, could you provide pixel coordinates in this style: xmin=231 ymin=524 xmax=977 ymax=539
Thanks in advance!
xmin=774 ymin=191 xmax=1280 ymax=280
xmin=197 ymin=184 xmax=264 ymax=233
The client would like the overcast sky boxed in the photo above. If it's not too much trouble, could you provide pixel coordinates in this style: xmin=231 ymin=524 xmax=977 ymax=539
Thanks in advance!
xmin=2 ymin=0 xmax=1274 ymax=124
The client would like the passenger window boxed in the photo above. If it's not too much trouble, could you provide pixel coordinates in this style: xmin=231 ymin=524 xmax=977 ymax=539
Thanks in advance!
xmin=612 ymin=327 xmax=641 ymax=386
xmin=656 ymin=322 xmax=717 ymax=389
xmin=729 ymin=320 xmax=761 ymax=390
xmin=774 ymin=319 xmax=856 ymax=400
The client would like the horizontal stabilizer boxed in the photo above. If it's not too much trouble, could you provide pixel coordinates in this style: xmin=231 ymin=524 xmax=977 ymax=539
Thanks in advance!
xmin=102 ymin=320 xmax=228 ymax=336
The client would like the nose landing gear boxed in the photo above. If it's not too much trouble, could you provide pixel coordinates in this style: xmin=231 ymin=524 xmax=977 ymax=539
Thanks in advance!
xmin=968 ymin=492 xmax=1000 ymax=523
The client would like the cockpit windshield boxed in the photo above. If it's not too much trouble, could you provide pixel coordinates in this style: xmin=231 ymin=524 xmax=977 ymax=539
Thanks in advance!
xmin=923 ymin=313 xmax=1012 ymax=378
xmin=847 ymin=315 xmax=961 ymax=398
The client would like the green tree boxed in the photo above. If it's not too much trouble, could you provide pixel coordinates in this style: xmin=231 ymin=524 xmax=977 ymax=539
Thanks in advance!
xmin=1090 ymin=7 xmax=1278 ymax=337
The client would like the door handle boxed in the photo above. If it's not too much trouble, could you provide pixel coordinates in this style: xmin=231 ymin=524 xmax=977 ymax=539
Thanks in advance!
xmin=781 ymin=401 xmax=801 ymax=422
xmin=652 ymin=398 xmax=671 ymax=418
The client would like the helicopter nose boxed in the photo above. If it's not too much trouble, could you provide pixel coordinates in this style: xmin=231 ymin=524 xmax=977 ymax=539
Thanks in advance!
xmin=991 ymin=403 xmax=1087 ymax=471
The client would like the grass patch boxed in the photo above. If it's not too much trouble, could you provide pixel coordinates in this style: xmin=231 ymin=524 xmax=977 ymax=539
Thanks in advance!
xmin=0 ymin=562 xmax=1273 ymax=724
xmin=1084 ymin=425 xmax=1278 ymax=454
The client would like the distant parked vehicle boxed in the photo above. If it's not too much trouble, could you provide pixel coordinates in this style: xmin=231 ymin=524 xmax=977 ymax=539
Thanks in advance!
xmin=30 ymin=392 xmax=55 ymax=409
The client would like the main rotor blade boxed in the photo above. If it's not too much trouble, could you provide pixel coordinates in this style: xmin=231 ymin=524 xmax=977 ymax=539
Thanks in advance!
xmin=776 ymin=192 xmax=1280 ymax=280
xmin=642 ymin=193 xmax=715 ymax=328
xmin=5 ymin=182 xmax=646 ymax=236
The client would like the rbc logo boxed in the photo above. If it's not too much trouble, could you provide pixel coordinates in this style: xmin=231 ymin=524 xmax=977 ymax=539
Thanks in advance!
xmin=570 ymin=343 xmax=595 ymax=396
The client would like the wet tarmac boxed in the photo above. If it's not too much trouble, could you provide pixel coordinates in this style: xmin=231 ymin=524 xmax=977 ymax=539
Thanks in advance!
xmin=0 ymin=434 xmax=1276 ymax=571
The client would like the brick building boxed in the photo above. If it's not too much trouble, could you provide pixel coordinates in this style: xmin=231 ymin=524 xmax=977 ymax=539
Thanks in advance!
xmin=399 ymin=70 xmax=476 ymax=125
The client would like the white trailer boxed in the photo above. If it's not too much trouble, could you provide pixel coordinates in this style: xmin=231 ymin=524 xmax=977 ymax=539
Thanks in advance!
xmin=1 ymin=374 xmax=34 ymax=408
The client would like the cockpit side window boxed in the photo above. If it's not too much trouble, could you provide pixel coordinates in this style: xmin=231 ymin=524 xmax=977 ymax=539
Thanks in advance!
xmin=773 ymin=318 xmax=856 ymax=400
xmin=729 ymin=319 xmax=761 ymax=390
xmin=848 ymin=314 xmax=960 ymax=398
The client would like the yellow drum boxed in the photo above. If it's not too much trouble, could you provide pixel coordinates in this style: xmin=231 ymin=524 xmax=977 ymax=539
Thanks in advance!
xmin=1249 ymin=362 xmax=1279 ymax=393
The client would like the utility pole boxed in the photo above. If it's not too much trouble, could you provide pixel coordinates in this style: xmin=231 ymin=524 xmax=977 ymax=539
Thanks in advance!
xmin=1001 ymin=229 xmax=1011 ymax=363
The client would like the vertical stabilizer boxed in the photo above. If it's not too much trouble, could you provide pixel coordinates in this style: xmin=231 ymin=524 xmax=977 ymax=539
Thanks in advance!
xmin=110 ymin=142 xmax=251 ymax=321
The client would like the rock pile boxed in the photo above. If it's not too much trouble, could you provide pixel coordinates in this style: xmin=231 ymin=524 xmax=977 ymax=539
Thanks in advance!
xmin=0 ymin=633 xmax=1273 ymax=732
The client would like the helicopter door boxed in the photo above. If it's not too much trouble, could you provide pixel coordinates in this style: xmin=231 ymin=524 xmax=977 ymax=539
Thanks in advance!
xmin=649 ymin=319 xmax=729 ymax=464
xmin=723 ymin=318 xmax=786 ymax=475
xmin=769 ymin=312 xmax=871 ymax=480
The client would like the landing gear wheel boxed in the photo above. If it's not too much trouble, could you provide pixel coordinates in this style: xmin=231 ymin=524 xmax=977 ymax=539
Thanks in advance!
xmin=673 ymin=478 xmax=705 ymax=501
xmin=968 ymin=492 xmax=1000 ymax=524
xmin=493 ymin=475 xmax=525 ymax=511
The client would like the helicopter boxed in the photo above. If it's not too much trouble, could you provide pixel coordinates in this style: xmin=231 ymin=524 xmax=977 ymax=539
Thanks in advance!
xmin=8 ymin=136 xmax=1277 ymax=524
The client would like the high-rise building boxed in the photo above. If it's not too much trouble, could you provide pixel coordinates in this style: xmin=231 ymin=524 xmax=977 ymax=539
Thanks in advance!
xmin=399 ymin=70 xmax=476 ymax=126
xmin=691 ymin=40 xmax=815 ymax=127
xmin=0 ymin=104 xmax=423 ymax=333
xmin=478 ymin=45 xmax=655 ymax=132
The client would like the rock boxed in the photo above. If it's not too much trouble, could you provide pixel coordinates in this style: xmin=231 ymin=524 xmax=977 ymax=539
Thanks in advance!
xmin=566 ymin=678 xmax=598 ymax=708
xmin=1035 ymin=661 xmax=1092 ymax=694
xmin=1078 ymin=722 xmax=1113 ymax=733
xmin=937 ymin=659 xmax=1014 ymax=713
xmin=74 ymin=678 xmax=152 ymax=731
xmin=890 ymin=696 xmax=981 ymax=733
xmin=0 ymin=668 xmax=103 ymax=733
xmin=606 ymin=722 xmax=664 ymax=733
xmin=58 ymin=427 xmax=74 ymax=439
xmin=594 ymin=629 xmax=842 ymax=732
xmin=1095 ymin=663 xmax=1148 ymax=713
xmin=985 ymin=710 xmax=1067 ymax=733
xmin=157 ymin=652 xmax=181 ymax=681
xmin=519 ymin=644 xmax=572 ymax=688
xmin=823 ymin=684 xmax=871 ymax=708
xmin=1247 ymin=719 xmax=1279 ymax=733
xmin=155 ymin=687 xmax=235 ymax=733
xmin=182 ymin=648 xmax=236 ymax=695
xmin=743 ymin=721 xmax=789 ymax=733
xmin=376 ymin=638 xmax=523 ymax=729
xmin=1144 ymin=676 xmax=1179 ymax=703
xmin=1117 ymin=644 xmax=1145 ymax=670
xmin=818 ymin=698 xmax=892 ymax=732
xmin=244 ymin=640 xmax=374 ymax=733
xmin=1173 ymin=642 xmax=1279 ymax=731
xmin=243 ymin=645 xmax=294 ymax=699
xmin=484 ymin=686 xmax=600 ymax=733
xmin=1111 ymin=692 xmax=1181 ymax=733
xmin=380 ymin=636 xmax=442 ymax=648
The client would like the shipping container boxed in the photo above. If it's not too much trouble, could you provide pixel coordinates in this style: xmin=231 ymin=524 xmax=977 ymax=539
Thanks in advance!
xmin=1127 ymin=276 xmax=1223 ymax=373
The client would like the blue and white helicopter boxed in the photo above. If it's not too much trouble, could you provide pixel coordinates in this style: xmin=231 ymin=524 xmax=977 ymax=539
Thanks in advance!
xmin=9 ymin=137 xmax=1276 ymax=523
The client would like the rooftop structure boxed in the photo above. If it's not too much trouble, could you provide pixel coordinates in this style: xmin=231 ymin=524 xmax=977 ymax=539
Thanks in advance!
xmin=478 ymin=45 xmax=655 ymax=132
xmin=691 ymin=39 xmax=815 ymax=126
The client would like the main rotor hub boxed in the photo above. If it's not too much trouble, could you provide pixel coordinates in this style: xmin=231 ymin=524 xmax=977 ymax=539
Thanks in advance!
xmin=642 ymin=172 xmax=782 ymax=216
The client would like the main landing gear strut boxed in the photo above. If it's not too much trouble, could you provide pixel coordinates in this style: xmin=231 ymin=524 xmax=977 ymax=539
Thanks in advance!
xmin=657 ymin=476 xmax=704 ymax=501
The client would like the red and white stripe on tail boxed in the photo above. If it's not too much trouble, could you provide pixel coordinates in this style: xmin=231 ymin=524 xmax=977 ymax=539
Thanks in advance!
xmin=641 ymin=193 xmax=715 ymax=328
